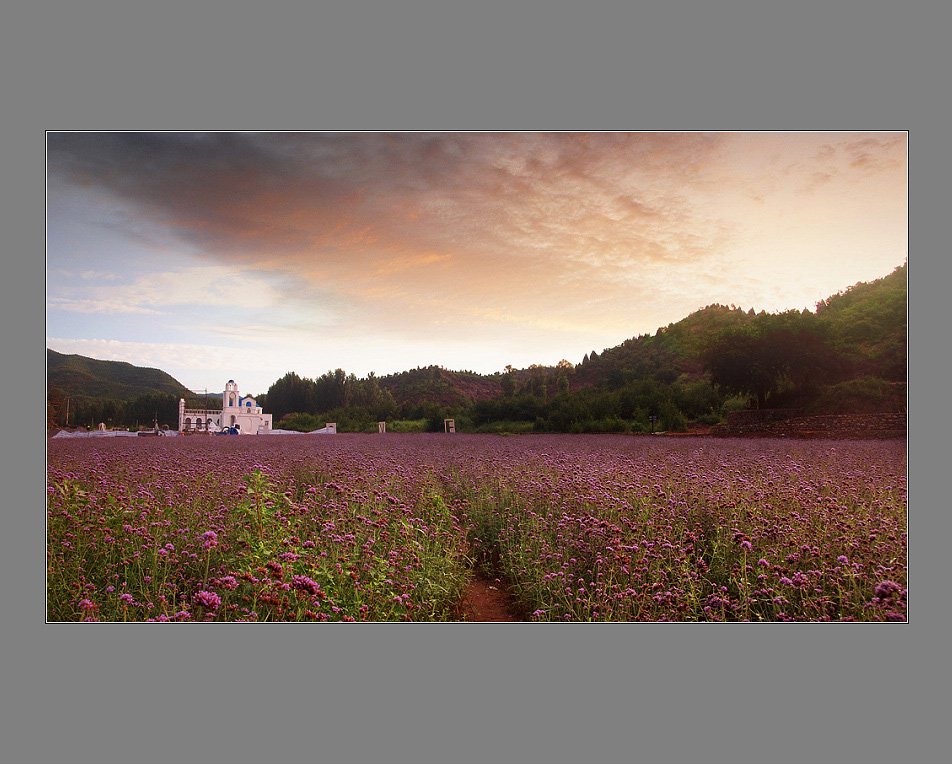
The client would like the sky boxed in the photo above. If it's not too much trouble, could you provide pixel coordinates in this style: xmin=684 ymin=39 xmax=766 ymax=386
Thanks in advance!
xmin=46 ymin=131 xmax=907 ymax=397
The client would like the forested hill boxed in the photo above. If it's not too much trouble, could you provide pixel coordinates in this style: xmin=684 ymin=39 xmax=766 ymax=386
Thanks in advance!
xmin=378 ymin=367 xmax=503 ymax=408
xmin=572 ymin=262 xmax=907 ymax=392
xmin=814 ymin=263 xmax=907 ymax=381
xmin=47 ymin=263 xmax=906 ymax=432
xmin=47 ymin=349 xmax=189 ymax=402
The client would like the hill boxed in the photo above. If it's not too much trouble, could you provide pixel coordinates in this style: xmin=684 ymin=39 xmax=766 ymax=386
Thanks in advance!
xmin=47 ymin=349 xmax=189 ymax=403
xmin=378 ymin=366 xmax=503 ymax=408
xmin=47 ymin=263 xmax=906 ymax=431
xmin=573 ymin=263 xmax=906 ymax=393
xmin=815 ymin=262 xmax=906 ymax=381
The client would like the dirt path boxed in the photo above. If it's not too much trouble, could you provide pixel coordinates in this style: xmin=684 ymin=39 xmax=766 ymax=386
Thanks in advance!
xmin=456 ymin=574 xmax=524 ymax=622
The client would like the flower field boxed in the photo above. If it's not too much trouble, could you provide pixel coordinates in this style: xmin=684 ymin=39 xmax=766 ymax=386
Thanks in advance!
xmin=47 ymin=434 xmax=907 ymax=622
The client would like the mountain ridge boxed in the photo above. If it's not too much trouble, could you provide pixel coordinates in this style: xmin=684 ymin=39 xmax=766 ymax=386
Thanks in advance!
xmin=48 ymin=262 xmax=906 ymax=424
xmin=47 ymin=349 xmax=190 ymax=402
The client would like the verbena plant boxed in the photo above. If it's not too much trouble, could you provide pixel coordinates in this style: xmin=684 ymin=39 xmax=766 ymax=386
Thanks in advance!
xmin=48 ymin=434 xmax=906 ymax=622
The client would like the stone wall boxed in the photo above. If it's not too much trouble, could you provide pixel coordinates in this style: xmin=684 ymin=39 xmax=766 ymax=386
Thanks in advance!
xmin=726 ymin=409 xmax=804 ymax=429
xmin=715 ymin=411 xmax=906 ymax=439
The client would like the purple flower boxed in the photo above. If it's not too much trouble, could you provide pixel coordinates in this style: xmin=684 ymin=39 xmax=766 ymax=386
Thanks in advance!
xmin=291 ymin=575 xmax=322 ymax=596
xmin=837 ymin=555 xmax=849 ymax=564
xmin=874 ymin=580 xmax=902 ymax=600
xmin=194 ymin=590 xmax=222 ymax=610
xmin=200 ymin=531 xmax=219 ymax=550
xmin=740 ymin=540 xmax=753 ymax=552
xmin=78 ymin=598 xmax=97 ymax=612
xmin=119 ymin=592 xmax=135 ymax=606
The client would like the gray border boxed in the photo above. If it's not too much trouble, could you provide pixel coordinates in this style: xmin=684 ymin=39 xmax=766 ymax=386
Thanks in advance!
xmin=8 ymin=2 xmax=943 ymax=762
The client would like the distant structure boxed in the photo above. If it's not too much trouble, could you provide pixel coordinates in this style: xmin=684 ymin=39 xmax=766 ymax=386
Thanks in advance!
xmin=178 ymin=380 xmax=273 ymax=434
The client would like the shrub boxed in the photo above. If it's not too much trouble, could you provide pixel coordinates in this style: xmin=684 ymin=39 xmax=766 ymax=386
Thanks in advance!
xmin=806 ymin=377 xmax=907 ymax=415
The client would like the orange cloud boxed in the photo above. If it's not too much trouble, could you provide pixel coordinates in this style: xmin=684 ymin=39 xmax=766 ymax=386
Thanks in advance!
xmin=48 ymin=132 xmax=907 ymax=372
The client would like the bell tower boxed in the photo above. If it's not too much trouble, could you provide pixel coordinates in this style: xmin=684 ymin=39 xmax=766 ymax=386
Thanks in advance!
xmin=223 ymin=379 xmax=239 ymax=409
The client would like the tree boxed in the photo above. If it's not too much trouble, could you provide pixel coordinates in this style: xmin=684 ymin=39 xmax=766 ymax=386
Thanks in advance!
xmin=265 ymin=372 xmax=316 ymax=420
xmin=500 ymin=369 xmax=516 ymax=397
xmin=702 ymin=319 xmax=840 ymax=408
xmin=47 ymin=384 xmax=68 ymax=429
xmin=125 ymin=392 xmax=179 ymax=428
xmin=703 ymin=331 xmax=783 ymax=409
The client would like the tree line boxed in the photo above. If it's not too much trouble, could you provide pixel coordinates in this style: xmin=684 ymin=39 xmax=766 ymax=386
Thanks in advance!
xmin=259 ymin=263 xmax=906 ymax=433
xmin=47 ymin=390 xmax=184 ymax=431
xmin=48 ymin=264 xmax=905 ymax=434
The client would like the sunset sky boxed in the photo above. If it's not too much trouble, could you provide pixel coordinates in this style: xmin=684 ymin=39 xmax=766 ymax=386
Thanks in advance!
xmin=46 ymin=132 xmax=907 ymax=396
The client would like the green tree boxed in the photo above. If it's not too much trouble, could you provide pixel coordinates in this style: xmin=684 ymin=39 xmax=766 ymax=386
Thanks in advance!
xmin=265 ymin=372 xmax=316 ymax=421
xmin=702 ymin=318 xmax=840 ymax=408
xmin=500 ymin=369 xmax=516 ymax=397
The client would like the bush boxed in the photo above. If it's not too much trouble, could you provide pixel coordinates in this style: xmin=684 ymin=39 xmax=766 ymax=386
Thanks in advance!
xmin=719 ymin=395 xmax=750 ymax=416
xmin=593 ymin=416 xmax=630 ymax=433
xmin=387 ymin=419 xmax=428 ymax=433
xmin=659 ymin=400 xmax=687 ymax=432
xmin=806 ymin=377 xmax=907 ymax=415
xmin=276 ymin=412 xmax=324 ymax=432
xmin=473 ymin=420 xmax=536 ymax=435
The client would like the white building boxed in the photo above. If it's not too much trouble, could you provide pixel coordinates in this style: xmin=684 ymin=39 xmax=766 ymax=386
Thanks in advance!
xmin=179 ymin=380 xmax=273 ymax=434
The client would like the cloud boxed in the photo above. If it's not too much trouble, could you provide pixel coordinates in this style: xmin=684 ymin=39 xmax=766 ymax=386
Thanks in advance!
xmin=47 ymin=132 xmax=907 ymax=375
xmin=47 ymin=133 xmax=734 ymax=276
xmin=79 ymin=270 xmax=120 ymax=281
xmin=46 ymin=336 xmax=250 ymax=373
xmin=48 ymin=263 xmax=294 ymax=315
xmin=46 ymin=297 xmax=165 ymax=315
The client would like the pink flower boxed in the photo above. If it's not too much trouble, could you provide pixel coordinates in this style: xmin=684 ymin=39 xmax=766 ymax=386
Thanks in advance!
xmin=195 ymin=590 xmax=221 ymax=610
